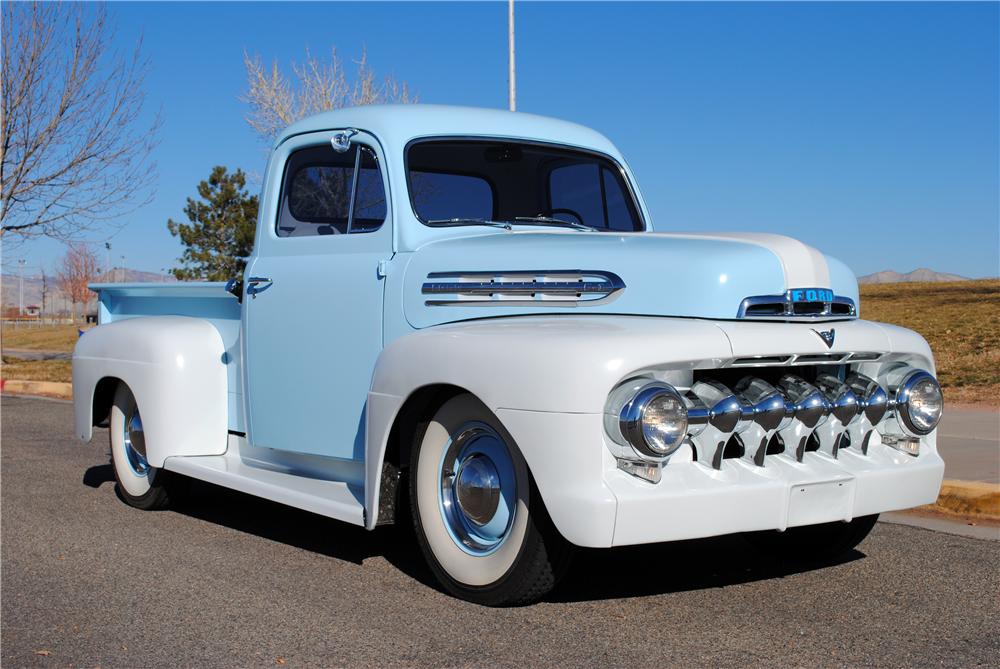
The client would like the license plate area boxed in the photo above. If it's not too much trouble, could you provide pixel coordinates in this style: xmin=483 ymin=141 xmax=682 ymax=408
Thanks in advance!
xmin=786 ymin=478 xmax=855 ymax=528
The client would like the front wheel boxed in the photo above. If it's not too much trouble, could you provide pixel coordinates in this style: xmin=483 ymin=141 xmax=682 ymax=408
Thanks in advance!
xmin=743 ymin=514 xmax=880 ymax=561
xmin=409 ymin=393 xmax=571 ymax=606
xmin=109 ymin=383 xmax=175 ymax=510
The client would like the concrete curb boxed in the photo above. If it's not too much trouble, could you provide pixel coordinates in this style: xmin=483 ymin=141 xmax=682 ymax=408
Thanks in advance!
xmin=0 ymin=379 xmax=73 ymax=400
xmin=924 ymin=479 xmax=1000 ymax=520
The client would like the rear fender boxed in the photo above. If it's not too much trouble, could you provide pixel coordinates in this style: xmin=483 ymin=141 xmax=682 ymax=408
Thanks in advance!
xmin=72 ymin=316 xmax=229 ymax=467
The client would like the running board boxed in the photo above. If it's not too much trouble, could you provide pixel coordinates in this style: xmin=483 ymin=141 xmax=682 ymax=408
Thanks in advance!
xmin=163 ymin=451 xmax=365 ymax=526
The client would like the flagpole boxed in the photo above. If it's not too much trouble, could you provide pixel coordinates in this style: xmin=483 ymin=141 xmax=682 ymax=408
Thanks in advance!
xmin=508 ymin=0 xmax=516 ymax=111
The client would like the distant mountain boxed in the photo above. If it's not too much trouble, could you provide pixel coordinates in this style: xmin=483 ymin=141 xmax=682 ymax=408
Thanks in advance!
xmin=1 ymin=269 xmax=174 ymax=312
xmin=858 ymin=268 xmax=970 ymax=284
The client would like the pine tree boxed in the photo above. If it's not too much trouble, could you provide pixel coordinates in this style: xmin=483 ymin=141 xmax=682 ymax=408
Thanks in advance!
xmin=167 ymin=167 xmax=258 ymax=281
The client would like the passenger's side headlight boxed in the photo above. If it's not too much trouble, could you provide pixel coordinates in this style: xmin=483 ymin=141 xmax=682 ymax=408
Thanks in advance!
xmin=606 ymin=381 xmax=688 ymax=458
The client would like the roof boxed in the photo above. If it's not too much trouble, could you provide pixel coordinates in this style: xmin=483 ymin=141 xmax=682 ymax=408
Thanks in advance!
xmin=274 ymin=104 xmax=620 ymax=157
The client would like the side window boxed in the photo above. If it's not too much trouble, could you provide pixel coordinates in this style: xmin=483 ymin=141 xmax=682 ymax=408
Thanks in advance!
xmin=278 ymin=144 xmax=386 ymax=237
xmin=548 ymin=162 xmax=639 ymax=232
xmin=410 ymin=171 xmax=493 ymax=222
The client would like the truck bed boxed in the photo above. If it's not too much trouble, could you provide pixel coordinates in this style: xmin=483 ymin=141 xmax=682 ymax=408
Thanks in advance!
xmin=89 ymin=282 xmax=244 ymax=431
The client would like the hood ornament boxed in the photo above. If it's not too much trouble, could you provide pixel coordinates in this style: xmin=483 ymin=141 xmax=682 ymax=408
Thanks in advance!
xmin=812 ymin=328 xmax=836 ymax=348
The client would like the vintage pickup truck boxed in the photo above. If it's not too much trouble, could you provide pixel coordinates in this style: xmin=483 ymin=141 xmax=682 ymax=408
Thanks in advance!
xmin=73 ymin=105 xmax=945 ymax=605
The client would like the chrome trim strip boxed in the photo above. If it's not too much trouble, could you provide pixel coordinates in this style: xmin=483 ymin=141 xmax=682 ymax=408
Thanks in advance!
xmin=726 ymin=351 xmax=883 ymax=368
xmin=423 ymin=269 xmax=625 ymax=307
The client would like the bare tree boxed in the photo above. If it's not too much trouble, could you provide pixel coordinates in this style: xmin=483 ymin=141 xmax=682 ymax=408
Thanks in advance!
xmin=242 ymin=48 xmax=415 ymax=143
xmin=57 ymin=243 xmax=99 ymax=322
xmin=1 ymin=2 xmax=159 ymax=241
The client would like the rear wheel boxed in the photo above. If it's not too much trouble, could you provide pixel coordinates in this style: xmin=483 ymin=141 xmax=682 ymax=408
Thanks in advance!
xmin=409 ymin=393 xmax=571 ymax=606
xmin=743 ymin=514 xmax=879 ymax=561
xmin=109 ymin=383 xmax=174 ymax=510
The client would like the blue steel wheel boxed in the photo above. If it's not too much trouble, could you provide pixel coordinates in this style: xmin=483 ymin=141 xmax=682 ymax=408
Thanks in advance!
xmin=410 ymin=393 xmax=572 ymax=606
xmin=109 ymin=383 xmax=173 ymax=510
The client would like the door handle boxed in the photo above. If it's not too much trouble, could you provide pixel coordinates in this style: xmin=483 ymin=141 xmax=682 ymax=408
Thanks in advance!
xmin=246 ymin=276 xmax=273 ymax=298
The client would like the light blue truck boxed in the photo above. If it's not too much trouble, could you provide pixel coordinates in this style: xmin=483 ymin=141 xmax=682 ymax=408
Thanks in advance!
xmin=74 ymin=105 xmax=945 ymax=605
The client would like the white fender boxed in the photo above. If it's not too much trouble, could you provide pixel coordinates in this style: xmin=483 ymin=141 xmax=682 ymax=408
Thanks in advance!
xmin=363 ymin=315 xmax=936 ymax=542
xmin=72 ymin=316 xmax=229 ymax=467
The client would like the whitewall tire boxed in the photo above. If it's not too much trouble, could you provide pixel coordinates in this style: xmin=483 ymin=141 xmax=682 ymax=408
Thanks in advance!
xmin=409 ymin=393 xmax=571 ymax=606
xmin=109 ymin=383 xmax=174 ymax=510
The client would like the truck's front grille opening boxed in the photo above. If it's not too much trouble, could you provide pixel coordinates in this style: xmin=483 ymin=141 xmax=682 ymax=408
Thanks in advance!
xmin=722 ymin=435 xmax=744 ymax=460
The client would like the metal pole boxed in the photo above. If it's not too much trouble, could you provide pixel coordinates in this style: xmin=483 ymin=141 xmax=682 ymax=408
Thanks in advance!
xmin=120 ymin=255 xmax=125 ymax=283
xmin=18 ymin=258 xmax=25 ymax=315
xmin=105 ymin=242 xmax=111 ymax=281
xmin=508 ymin=0 xmax=516 ymax=112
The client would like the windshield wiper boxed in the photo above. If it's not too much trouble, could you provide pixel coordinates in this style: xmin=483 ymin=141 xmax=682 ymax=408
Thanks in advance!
xmin=513 ymin=216 xmax=595 ymax=231
xmin=427 ymin=217 xmax=512 ymax=230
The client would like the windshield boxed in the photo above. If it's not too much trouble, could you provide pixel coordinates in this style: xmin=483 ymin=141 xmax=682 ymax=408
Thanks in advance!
xmin=406 ymin=140 xmax=645 ymax=232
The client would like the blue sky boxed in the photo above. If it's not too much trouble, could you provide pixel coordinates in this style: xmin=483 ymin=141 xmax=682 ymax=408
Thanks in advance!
xmin=7 ymin=1 xmax=999 ymax=279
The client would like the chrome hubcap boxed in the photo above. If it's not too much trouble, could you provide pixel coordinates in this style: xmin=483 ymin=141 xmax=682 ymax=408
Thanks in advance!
xmin=439 ymin=423 xmax=516 ymax=555
xmin=455 ymin=454 xmax=501 ymax=526
xmin=123 ymin=409 xmax=149 ymax=477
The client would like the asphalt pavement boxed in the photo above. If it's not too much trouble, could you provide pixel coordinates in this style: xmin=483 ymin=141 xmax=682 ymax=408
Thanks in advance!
xmin=2 ymin=395 xmax=998 ymax=668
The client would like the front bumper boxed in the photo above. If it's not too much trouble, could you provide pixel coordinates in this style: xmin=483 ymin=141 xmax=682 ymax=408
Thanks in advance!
xmin=497 ymin=409 xmax=944 ymax=548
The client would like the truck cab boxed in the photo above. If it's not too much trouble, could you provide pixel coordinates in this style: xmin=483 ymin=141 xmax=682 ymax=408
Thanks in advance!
xmin=73 ymin=105 xmax=945 ymax=605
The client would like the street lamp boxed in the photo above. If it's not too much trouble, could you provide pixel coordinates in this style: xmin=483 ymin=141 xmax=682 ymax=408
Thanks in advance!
xmin=17 ymin=258 xmax=26 ymax=315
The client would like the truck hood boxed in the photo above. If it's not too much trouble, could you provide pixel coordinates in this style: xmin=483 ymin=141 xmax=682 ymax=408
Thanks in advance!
xmin=401 ymin=230 xmax=859 ymax=329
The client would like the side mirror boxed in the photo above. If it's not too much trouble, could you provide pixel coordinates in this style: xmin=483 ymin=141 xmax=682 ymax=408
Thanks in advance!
xmin=225 ymin=278 xmax=244 ymax=304
xmin=331 ymin=128 xmax=358 ymax=153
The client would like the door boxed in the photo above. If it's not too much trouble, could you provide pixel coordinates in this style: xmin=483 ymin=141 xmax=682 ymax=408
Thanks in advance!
xmin=243 ymin=131 xmax=391 ymax=461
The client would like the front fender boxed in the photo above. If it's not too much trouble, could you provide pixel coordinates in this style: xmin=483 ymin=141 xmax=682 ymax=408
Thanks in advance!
xmin=72 ymin=316 xmax=228 ymax=467
xmin=364 ymin=315 xmax=733 ymax=537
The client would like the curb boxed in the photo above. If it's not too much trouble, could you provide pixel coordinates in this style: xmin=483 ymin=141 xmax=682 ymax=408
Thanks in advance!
xmin=924 ymin=479 xmax=1000 ymax=520
xmin=0 ymin=379 xmax=73 ymax=400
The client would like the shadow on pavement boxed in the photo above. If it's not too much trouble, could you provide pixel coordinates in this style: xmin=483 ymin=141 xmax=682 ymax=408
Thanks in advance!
xmin=169 ymin=478 xmax=436 ymax=587
xmin=83 ymin=466 xmax=865 ymax=603
xmin=550 ymin=538 xmax=864 ymax=603
xmin=82 ymin=463 xmax=115 ymax=488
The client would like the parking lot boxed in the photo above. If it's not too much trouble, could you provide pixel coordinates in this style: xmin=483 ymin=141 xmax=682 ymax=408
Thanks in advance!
xmin=3 ymin=394 xmax=998 ymax=668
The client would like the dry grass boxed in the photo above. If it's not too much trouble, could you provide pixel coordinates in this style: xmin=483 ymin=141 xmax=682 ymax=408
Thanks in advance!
xmin=1 ymin=357 xmax=72 ymax=383
xmin=1 ymin=324 xmax=91 ymax=352
xmin=860 ymin=279 xmax=1000 ymax=407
